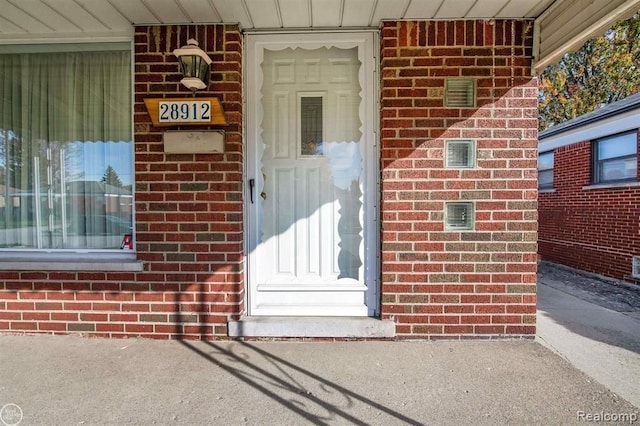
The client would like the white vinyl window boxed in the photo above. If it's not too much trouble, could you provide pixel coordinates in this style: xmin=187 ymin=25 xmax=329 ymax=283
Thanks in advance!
xmin=538 ymin=151 xmax=554 ymax=189
xmin=0 ymin=44 xmax=133 ymax=253
xmin=593 ymin=131 xmax=637 ymax=184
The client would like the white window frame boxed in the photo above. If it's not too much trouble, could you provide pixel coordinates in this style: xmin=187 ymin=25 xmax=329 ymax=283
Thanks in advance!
xmin=538 ymin=151 xmax=554 ymax=189
xmin=0 ymin=41 xmax=139 ymax=270
xmin=592 ymin=131 xmax=638 ymax=185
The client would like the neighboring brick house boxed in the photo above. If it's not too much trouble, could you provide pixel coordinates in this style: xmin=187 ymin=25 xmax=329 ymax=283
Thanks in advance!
xmin=0 ymin=1 xmax=633 ymax=340
xmin=538 ymin=93 xmax=640 ymax=282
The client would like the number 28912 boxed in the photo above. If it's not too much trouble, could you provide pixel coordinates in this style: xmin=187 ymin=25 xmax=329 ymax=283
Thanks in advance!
xmin=159 ymin=101 xmax=211 ymax=122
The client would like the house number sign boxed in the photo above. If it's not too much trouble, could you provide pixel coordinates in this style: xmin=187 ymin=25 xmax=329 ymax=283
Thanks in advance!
xmin=159 ymin=100 xmax=210 ymax=123
xmin=144 ymin=97 xmax=227 ymax=127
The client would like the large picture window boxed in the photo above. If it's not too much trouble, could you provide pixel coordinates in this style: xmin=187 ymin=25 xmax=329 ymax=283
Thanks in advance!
xmin=593 ymin=131 xmax=637 ymax=184
xmin=0 ymin=45 xmax=133 ymax=252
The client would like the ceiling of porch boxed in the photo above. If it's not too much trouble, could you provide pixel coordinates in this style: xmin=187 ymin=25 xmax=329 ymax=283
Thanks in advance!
xmin=0 ymin=0 xmax=555 ymax=35
xmin=0 ymin=0 xmax=639 ymax=73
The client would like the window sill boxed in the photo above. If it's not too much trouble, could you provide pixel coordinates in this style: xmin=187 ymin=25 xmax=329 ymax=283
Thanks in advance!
xmin=582 ymin=181 xmax=640 ymax=190
xmin=0 ymin=255 xmax=144 ymax=271
xmin=538 ymin=188 xmax=556 ymax=193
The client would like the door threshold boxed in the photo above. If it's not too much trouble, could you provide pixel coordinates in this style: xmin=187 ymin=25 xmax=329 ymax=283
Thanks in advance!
xmin=228 ymin=316 xmax=396 ymax=338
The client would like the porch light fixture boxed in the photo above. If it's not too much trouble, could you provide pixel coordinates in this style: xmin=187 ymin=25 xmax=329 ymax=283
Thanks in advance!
xmin=173 ymin=39 xmax=212 ymax=92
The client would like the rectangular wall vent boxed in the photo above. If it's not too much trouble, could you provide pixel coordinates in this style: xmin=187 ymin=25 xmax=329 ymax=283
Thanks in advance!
xmin=632 ymin=256 xmax=640 ymax=279
xmin=445 ymin=79 xmax=475 ymax=107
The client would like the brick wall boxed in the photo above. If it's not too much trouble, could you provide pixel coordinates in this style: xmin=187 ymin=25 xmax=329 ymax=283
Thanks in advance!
xmin=0 ymin=24 xmax=243 ymax=339
xmin=379 ymin=20 xmax=538 ymax=338
xmin=538 ymin=132 xmax=640 ymax=280
xmin=2 ymin=21 xmax=540 ymax=340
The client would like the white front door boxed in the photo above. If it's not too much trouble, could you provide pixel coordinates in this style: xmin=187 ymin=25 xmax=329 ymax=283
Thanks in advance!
xmin=246 ymin=33 xmax=378 ymax=316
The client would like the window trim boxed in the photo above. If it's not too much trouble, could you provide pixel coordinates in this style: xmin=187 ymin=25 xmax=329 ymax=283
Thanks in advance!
xmin=592 ymin=130 xmax=638 ymax=185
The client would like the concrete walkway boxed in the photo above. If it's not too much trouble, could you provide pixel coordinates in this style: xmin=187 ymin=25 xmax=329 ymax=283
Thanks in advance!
xmin=0 ymin=262 xmax=639 ymax=425
xmin=537 ymin=262 xmax=640 ymax=409
xmin=0 ymin=336 xmax=637 ymax=425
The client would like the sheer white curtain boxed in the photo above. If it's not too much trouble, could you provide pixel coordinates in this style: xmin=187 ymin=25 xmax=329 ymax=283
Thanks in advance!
xmin=0 ymin=48 xmax=132 ymax=250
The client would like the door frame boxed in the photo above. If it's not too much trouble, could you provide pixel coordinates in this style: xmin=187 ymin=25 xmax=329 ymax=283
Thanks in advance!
xmin=244 ymin=31 xmax=380 ymax=317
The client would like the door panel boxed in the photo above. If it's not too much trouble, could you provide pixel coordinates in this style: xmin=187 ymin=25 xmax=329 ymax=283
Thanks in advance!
xmin=246 ymin=33 xmax=377 ymax=316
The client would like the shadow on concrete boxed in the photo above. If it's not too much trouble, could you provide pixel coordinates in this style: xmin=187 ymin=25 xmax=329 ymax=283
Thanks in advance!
xmin=537 ymin=262 xmax=640 ymax=355
xmin=178 ymin=339 xmax=422 ymax=425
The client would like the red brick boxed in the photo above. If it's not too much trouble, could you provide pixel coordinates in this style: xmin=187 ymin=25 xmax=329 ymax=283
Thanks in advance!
xmin=39 ymin=322 xmax=67 ymax=331
xmin=2 ymin=20 xmax=537 ymax=340
xmin=7 ymin=302 xmax=35 ymax=310
xmin=381 ymin=20 xmax=536 ymax=338
xmin=475 ymin=325 xmax=506 ymax=334
xmin=51 ymin=313 xmax=79 ymax=321
xmin=539 ymin=135 xmax=640 ymax=280
xmin=124 ymin=324 xmax=154 ymax=333
xmin=23 ymin=312 xmax=50 ymax=321
xmin=96 ymin=323 xmax=125 ymax=332
xmin=0 ymin=312 xmax=21 ymax=320
xmin=11 ymin=322 xmax=38 ymax=330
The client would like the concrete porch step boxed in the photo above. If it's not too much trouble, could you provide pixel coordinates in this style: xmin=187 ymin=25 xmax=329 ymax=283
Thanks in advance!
xmin=228 ymin=317 xmax=396 ymax=338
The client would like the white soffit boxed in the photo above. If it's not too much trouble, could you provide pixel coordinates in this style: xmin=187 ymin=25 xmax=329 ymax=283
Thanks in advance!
xmin=342 ymin=0 xmax=376 ymax=27
xmin=311 ymin=0 xmax=343 ymax=27
xmin=533 ymin=0 xmax=640 ymax=74
xmin=436 ymin=0 xmax=477 ymax=19
xmin=403 ymin=0 xmax=441 ymax=19
xmin=139 ymin=0 xmax=189 ymax=23
xmin=0 ymin=0 xmax=555 ymax=41
xmin=244 ymin=0 xmax=281 ymax=28
xmin=212 ymin=0 xmax=252 ymax=28
xmin=0 ymin=0 xmax=639 ymax=76
xmin=277 ymin=0 xmax=311 ymax=27
xmin=465 ymin=0 xmax=508 ymax=18
xmin=175 ymin=0 xmax=222 ymax=22
xmin=106 ymin=0 xmax=158 ymax=25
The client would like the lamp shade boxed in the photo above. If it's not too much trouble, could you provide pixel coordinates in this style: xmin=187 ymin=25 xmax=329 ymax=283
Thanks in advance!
xmin=173 ymin=39 xmax=212 ymax=91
